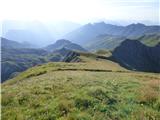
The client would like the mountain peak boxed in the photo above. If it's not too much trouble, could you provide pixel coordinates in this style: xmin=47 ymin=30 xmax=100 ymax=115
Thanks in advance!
xmin=136 ymin=23 xmax=145 ymax=26
xmin=127 ymin=23 xmax=146 ymax=27
xmin=55 ymin=39 xmax=71 ymax=44
xmin=83 ymin=23 xmax=93 ymax=28
xmin=93 ymin=21 xmax=106 ymax=25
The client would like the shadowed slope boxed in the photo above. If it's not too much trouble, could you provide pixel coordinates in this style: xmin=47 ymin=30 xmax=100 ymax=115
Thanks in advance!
xmin=112 ymin=39 xmax=160 ymax=72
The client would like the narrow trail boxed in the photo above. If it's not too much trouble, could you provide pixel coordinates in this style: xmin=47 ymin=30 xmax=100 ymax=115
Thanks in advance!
xmin=52 ymin=68 xmax=130 ymax=73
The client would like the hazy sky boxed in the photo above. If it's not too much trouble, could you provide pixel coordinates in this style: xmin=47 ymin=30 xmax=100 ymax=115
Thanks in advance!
xmin=0 ymin=0 xmax=159 ymax=23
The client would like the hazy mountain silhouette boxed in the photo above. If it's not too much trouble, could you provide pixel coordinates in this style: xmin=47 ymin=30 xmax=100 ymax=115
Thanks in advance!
xmin=2 ymin=20 xmax=81 ymax=46
xmin=1 ymin=37 xmax=34 ymax=48
xmin=3 ymin=21 xmax=54 ymax=47
xmin=44 ymin=21 xmax=81 ymax=39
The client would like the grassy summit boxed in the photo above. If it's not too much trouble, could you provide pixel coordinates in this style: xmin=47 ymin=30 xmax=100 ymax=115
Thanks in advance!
xmin=2 ymin=53 xmax=160 ymax=120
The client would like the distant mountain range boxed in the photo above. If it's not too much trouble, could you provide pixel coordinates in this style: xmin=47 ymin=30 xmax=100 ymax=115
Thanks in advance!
xmin=1 ymin=37 xmax=35 ymax=48
xmin=112 ymin=39 xmax=160 ymax=72
xmin=5 ymin=28 xmax=53 ymax=47
xmin=63 ymin=22 xmax=160 ymax=45
xmin=2 ymin=21 xmax=160 ymax=48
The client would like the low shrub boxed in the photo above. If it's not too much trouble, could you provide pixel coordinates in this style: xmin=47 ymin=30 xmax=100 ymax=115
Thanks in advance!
xmin=75 ymin=98 xmax=93 ymax=109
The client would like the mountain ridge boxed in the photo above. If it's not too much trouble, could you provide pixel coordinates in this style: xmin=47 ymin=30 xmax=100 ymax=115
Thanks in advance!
xmin=1 ymin=37 xmax=34 ymax=48
xmin=63 ymin=22 xmax=160 ymax=45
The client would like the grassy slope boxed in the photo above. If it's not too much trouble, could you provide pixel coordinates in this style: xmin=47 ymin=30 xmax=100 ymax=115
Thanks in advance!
xmin=85 ymin=35 xmax=126 ymax=51
xmin=2 ymin=54 xmax=160 ymax=120
xmin=138 ymin=34 xmax=160 ymax=47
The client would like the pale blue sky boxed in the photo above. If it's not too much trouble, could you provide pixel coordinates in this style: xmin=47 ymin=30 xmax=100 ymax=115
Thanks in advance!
xmin=0 ymin=0 xmax=159 ymax=24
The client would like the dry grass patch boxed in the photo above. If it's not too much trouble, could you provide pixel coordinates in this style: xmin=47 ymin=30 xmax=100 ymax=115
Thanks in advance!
xmin=137 ymin=78 xmax=160 ymax=106
xmin=147 ymin=79 xmax=160 ymax=91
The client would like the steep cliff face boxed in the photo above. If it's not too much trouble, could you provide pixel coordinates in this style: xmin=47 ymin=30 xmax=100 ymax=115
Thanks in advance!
xmin=62 ymin=51 xmax=81 ymax=62
xmin=112 ymin=39 xmax=160 ymax=72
